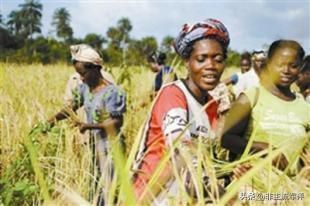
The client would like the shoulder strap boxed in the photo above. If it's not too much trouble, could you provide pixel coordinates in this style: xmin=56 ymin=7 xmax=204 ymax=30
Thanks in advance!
xmin=174 ymin=80 xmax=190 ymax=121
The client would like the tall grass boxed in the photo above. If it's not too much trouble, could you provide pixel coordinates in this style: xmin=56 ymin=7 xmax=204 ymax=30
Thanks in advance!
xmin=0 ymin=63 xmax=308 ymax=205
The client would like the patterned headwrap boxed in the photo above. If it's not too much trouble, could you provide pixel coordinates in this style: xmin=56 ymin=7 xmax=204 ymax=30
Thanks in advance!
xmin=70 ymin=44 xmax=103 ymax=66
xmin=174 ymin=18 xmax=230 ymax=58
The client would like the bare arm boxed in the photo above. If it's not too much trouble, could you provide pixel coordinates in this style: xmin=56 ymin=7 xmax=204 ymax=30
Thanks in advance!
xmin=220 ymin=94 xmax=269 ymax=157
xmin=221 ymin=93 xmax=289 ymax=170
xmin=47 ymin=104 xmax=80 ymax=127
xmin=78 ymin=116 xmax=123 ymax=137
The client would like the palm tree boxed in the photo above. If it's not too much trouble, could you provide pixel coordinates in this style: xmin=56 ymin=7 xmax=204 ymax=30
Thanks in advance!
xmin=117 ymin=17 xmax=132 ymax=43
xmin=7 ymin=10 xmax=23 ymax=35
xmin=107 ymin=18 xmax=132 ymax=50
xmin=19 ymin=0 xmax=42 ymax=39
xmin=51 ymin=7 xmax=73 ymax=42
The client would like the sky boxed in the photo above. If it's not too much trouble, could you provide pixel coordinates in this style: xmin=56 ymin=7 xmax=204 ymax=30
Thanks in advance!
xmin=1 ymin=0 xmax=309 ymax=53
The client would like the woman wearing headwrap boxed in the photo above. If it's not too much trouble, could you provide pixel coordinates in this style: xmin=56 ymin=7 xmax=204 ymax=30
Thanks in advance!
xmin=47 ymin=44 xmax=126 ymax=204
xmin=132 ymin=18 xmax=231 ymax=204
xmin=63 ymin=45 xmax=116 ymax=147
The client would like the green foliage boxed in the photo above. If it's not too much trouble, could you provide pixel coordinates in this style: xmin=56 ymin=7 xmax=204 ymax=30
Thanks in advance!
xmin=1 ymin=2 xmax=242 ymax=67
xmin=51 ymin=7 xmax=73 ymax=42
xmin=160 ymin=35 xmax=174 ymax=53
xmin=84 ymin=33 xmax=107 ymax=51
xmin=105 ymin=46 xmax=123 ymax=66
xmin=226 ymin=48 xmax=241 ymax=68
xmin=125 ymin=37 xmax=158 ymax=66
xmin=17 ymin=0 xmax=42 ymax=39
xmin=0 ymin=37 xmax=70 ymax=64
xmin=0 ymin=118 xmax=66 ymax=205
xmin=1 ymin=1 xmax=242 ymax=66
xmin=107 ymin=17 xmax=132 ymax=49
xmin=0 ymin=27 xmax=19 ymax=50
xmin=7 ymin=10 xmax=23 ymax=36
xmin=21 ymin=0 xmax=42 ymax=37
xmin=140 ymin=36 xmax=158 ymax=55
xmin=0 ymin=140 xmax=39 ymax=205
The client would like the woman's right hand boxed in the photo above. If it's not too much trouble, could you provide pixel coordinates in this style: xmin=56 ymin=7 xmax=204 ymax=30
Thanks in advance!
xmin=272 ymin=153 xmax=289 ymax=171
xmin=252 ymin=141 xmax=289 ymax=170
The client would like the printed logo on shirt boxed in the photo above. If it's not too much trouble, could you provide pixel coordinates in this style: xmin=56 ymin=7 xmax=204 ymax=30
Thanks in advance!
xmin=163 ymin=108 xmax=190 ymax=143
xmin=196 ymin=125 xmax=209 ymax=134
xmin=189 ymin=125 xmax=211 ymax=139
xmin=259 ymin=109 xmax=306 ymax=138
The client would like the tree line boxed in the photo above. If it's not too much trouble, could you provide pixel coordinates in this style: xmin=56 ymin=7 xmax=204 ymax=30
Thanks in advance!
xmin=0 ymin=0 xmax=241 ymax=66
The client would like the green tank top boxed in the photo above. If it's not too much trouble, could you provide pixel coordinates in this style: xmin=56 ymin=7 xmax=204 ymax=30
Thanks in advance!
xmin=244 ymin=85 xmax=309 ymax=173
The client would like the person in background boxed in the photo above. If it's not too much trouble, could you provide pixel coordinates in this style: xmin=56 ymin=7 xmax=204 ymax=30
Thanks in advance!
xmin=63 ymin=53 xmax=116 ymax=145
xmin=221 ymin=40 xmax=309 ymax=176
xmin=252 ymin=50 xmax=266 ymax=71
xmin=64 ymin=68 xmax=115 ymax=106
xmin=240 ymin=52 xmax=252 ymax=74
xmin=47 ymin=44 xmax=126 ymax=205
xmin=225 ymin=52 xmax=251 ymax=99
xmin=296 ymin=55 xmax=310 ymax=102
xmin=233 ymin=50 xmax=266 ymax=97
xmin=147 ymin=52 xmax=177 ymax=97
xmin=132 ymin=18 xmax=231 ymax=204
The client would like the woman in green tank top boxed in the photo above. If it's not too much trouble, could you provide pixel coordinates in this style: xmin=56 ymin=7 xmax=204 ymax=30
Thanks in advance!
xmin=221 ymin=40 xmax=308 ymax=176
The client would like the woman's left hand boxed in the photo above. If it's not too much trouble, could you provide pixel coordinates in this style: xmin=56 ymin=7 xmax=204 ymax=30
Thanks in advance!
xmin=209 ymin=83 xmax=232 ymax=113
xmin=272 ymin=153 xmax=289 ymax=171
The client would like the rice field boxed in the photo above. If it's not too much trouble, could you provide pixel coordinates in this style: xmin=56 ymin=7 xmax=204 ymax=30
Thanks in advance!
xmin=0 ymin=63 xmax=309 ymax=205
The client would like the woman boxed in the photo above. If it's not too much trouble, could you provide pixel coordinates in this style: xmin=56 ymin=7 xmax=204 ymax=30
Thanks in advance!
xmin=147 ymin=52 xmax=177 ymax=99
xmin=64 ymin=67 xmax=115 ymax=106
xmin=231 ymin=52 xmax=251 ymax=98
xmin=296 ymin=55 xmax=310 ymax=102
xmin=240 ymin=52 xmax=252 ymax=74
xmin=47 ymin=44 xmax=126 ymax=203
xmin=132 ymin=18 xmax=231 ymax=204
xmin=251 ymin=50 xmax=266 ymax=72
xmin=233 ymin=51 xmax=266 ymax=98
xmin=221 ymin=40 xmax=309 ymax=175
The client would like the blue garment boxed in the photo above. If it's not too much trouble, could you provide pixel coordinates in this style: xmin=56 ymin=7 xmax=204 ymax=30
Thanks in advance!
xmin=73 ymin=83 xmax=126 ymax=139
xmin=154 ymin=66 xmax=176 ymax=91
